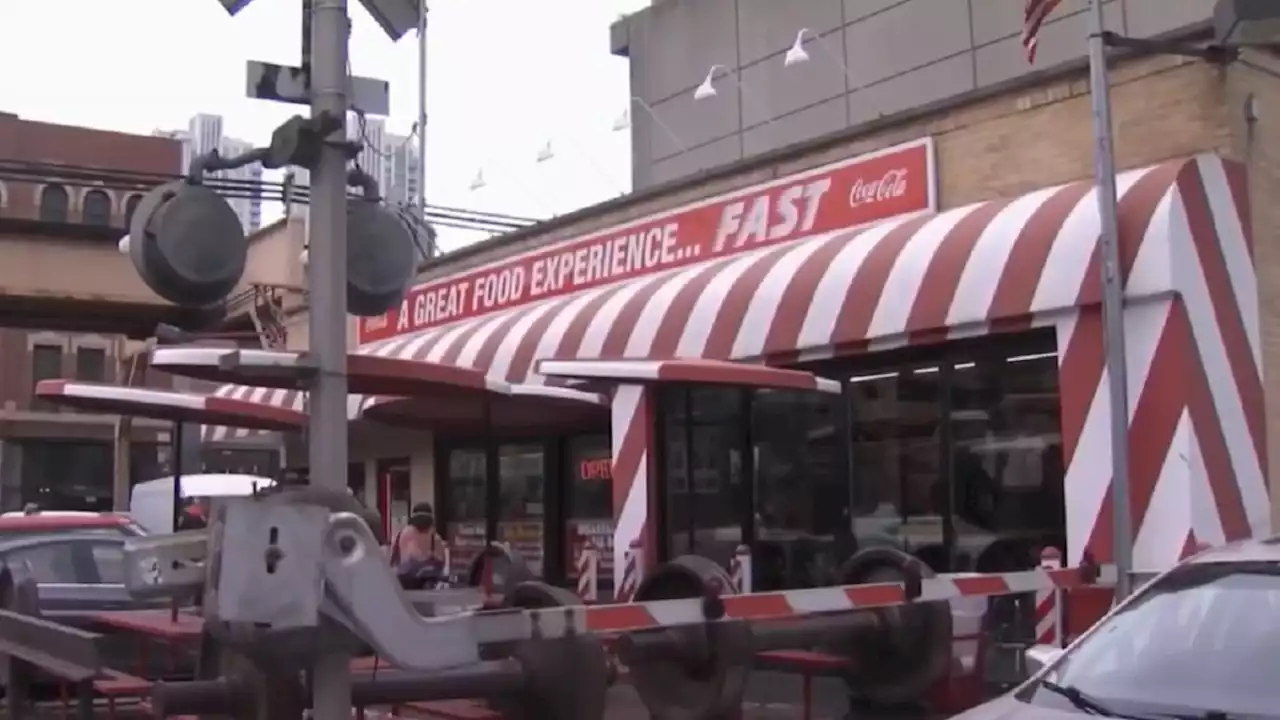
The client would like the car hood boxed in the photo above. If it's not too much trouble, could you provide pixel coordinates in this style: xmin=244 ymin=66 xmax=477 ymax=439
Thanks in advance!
xmin=950 ymin=695 xmax=1084 ymax=720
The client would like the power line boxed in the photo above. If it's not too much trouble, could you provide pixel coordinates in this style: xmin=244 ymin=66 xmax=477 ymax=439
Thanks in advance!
xmin=0 ymin=160 xmax=542 ymax=227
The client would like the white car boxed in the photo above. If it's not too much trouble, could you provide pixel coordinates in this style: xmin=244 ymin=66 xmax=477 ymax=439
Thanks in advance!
xmin=954 ymin=537 xmax=1280 ymax=720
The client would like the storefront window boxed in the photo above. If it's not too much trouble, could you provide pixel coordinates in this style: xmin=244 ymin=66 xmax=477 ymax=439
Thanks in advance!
xmin=20 ymin=441 xmax=112 ymax=511
xmin=497 ymin=444 xmax=545 ymax=576
xmin=661 ymin=387 xmax=742 ymax=568
xmin=843 ymin=335 xmax=1066 ymax=575
xmin=753 ymin=390 xmax=849 ymax=589
xmin=567 ymin=435 xmax=613 ymax=586
xmin=446 ymin=449 xmax=486 ymax=570
xmin=948 ymin=350 xmax=1065 ymax=571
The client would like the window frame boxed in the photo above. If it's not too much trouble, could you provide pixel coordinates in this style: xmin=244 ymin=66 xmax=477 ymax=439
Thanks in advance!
xmin=81 ymin=189 xmax=113 ymax=226
xmin=38 ymin=184 xmax=70 ymax=223
xmin=30 ymin=342 xmax=64 ymax=412
xmin=75 ymin=345 xmax=107 ymax=383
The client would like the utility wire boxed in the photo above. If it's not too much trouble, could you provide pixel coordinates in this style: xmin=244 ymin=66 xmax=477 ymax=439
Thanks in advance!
xmin=0 ymin=171 xmax=527 ymax=235
xmin=0 ymin=160 xmax=540 ymax=227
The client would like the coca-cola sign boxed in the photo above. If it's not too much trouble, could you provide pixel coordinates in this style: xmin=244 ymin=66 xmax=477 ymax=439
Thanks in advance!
xmin=359 ymin=137 xmax=937 ymax=343
xmin=849 ymin=168 xmax=910 ymax=208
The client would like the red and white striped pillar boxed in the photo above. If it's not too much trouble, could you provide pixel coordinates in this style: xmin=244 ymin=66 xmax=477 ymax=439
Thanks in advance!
xmin=576 ymin=534 xmax=600 ymax=602
xmin=617 ymin=538 xmax=644 ymax=602
xmin=609 ymin=385 xmax=658 ymax=594
xmin=1034 ymin=546 xmax=1064 ymax=646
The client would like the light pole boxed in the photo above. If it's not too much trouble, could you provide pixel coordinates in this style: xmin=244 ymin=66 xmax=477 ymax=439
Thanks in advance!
xmin=1084 ymin=0 xmax=1133 ymax=601
xmin=307 ymin=0 xmax=354 ymax=716
xmin=415 ymin=0 xmax=428 ymax=239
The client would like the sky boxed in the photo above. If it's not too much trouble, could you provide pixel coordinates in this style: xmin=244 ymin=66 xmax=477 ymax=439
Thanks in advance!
xmin=0 ymin=0 xmax=648 ymax=253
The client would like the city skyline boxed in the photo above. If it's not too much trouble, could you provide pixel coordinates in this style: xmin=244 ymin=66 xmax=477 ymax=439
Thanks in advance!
xmin=158 ymin=111 xmax=422 ymax=231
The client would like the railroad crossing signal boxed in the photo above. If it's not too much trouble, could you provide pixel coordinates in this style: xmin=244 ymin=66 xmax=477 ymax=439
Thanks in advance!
xmin=230 ymin=0 xmax=410 ymax=116
xmin=215 ymin=0 xmax=421 ymax=38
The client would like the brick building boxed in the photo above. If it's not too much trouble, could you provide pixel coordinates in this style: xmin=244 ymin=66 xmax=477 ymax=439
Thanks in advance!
xmin=204 ymin=12 xmax=1278 ymax=658
xmin=0 ymin=114 xmax=277 ymax=511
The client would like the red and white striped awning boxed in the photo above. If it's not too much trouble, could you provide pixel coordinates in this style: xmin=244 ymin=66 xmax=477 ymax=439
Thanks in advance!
xmin=341 ymin=156 xmax=1203 ymax=386
xmin=537 ymin=359 xmax=840 ymax=394
xmin=34 ymin=380 xmax=305 ymax=431
xmin=361 ymin=383 xmax=607 ymax=433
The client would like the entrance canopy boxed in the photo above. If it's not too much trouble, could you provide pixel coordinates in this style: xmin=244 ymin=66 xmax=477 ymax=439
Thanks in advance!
xmin=34 ymin=380 xmax=305 ymax=430
xmin=537 ymin=358 xmax=841 ymax=394
xmin=180 ymin=350 xmax=608 ymax=442
xmin=361 ymin=383 xmax=608 ymax=434
xmin=150 ymin=347 xmax=505 ymax=397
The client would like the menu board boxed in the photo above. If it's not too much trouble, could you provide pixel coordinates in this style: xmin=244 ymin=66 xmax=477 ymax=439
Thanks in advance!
xmin=498 ymin=521 xmax=545 ymax=576
xmin=568 ymin=518 xmax=615 ymax=580
xmin=447 ymin=521 xmax=487 ymax=572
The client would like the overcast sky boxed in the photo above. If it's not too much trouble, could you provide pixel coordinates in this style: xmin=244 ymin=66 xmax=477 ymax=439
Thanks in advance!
xmin=0 ymin=0 xmax=645 ymax=252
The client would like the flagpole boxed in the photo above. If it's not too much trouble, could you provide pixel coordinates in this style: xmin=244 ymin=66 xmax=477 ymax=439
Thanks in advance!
xmin=1086 ymin=0 xmax=1134 ymax=600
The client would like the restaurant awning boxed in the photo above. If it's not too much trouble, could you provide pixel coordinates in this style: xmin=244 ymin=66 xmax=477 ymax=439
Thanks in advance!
xmin=343 ymin=156 xmax=1204 ymax=391
xmin=536 ymin=358 xmax=841 ymax=394
xmin=34 ymin=380 xmax=305 ymax=430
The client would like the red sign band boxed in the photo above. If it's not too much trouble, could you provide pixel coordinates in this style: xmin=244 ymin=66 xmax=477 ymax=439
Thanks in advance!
xmin=360 ymin=137 xmax=936 ymax=344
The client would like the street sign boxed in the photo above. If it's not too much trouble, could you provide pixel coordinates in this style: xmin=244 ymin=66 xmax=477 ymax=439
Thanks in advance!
xmin=246 ymin=61 xmax=390 ymax=115
xmin=237 ymin=0 xmax=399 ymax=115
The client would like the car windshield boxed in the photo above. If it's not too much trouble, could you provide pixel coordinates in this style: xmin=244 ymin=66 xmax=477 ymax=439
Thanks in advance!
xmin=1023 ymin=560 xmax=1280 ymax=719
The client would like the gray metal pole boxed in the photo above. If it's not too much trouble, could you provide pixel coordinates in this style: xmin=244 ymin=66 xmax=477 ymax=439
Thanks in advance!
xmin=1086 ymin=0 xmax=1133 ymax=600
xmin=307 ymin=0 xmax=353 ymax=715
xmin=415 ymin=0 xmax=427 ymax=228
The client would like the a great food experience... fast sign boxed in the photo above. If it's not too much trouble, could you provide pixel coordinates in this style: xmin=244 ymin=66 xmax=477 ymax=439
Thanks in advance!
xmin=357 ymin=136 xmax=937 ymax=344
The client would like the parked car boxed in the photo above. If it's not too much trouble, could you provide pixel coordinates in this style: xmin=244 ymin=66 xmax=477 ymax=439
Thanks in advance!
xmin=0 ymin=531 xmax=176 ymax=691
xmin=954 ymin=536 xmax=1280 ymax=720
xmin=0 ymin=532 xmax=159 ymax=616
xmin=0 ymin=512 xmax=145 ymax=542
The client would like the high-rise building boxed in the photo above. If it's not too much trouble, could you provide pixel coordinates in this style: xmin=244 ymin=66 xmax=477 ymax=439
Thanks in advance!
xmin=348 ymin=114 xmax=386 ymax=195
xmin=218 ymin=137 xmax=264 ymax=234
xmin=158 ymin=114 xmax=263 ymax=234
xmin=381 ymin=133 xmax=419 ymax=208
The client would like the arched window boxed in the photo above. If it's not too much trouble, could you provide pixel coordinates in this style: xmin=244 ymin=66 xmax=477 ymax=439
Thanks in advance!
xmin=123 ymin=194 xmax=143 ymax=229
xmin=81 ymin=190 xmax=112 ymax=226
xmin=39 ymin=184 xmax=69 ymax=222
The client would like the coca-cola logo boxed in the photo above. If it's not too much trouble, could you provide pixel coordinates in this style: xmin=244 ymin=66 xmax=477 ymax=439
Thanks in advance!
xmin=848 ymin=168 xmax=909 ymax=208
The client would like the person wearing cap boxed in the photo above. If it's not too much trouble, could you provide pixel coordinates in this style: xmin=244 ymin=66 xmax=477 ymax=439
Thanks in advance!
xmin=390 ymin=502 xmax=445 ymax=589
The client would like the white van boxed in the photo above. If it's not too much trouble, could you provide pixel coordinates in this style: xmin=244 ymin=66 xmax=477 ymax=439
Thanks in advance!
xmin=129 ymin=473 xmax=276 ymax=533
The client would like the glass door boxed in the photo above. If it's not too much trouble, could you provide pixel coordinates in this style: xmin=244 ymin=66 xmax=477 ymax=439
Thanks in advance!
xmin=444 ymin=448 xmax=487 ymax=571
xmin=566 ymin=435 xmax=614 ymax=593
xmin=496 ymin=444 xmax=546 ymax=577
xmin=751 ymin=389 xmax=849 ymax=590
xmin=846 ymin=365 xmax=951 ymax=570
xmin=658 ymin=387 xmax=744 ymax=570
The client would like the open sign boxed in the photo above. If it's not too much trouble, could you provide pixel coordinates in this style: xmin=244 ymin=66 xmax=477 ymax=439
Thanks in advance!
xmin=578 ymin=458 xmax=612 ymax=481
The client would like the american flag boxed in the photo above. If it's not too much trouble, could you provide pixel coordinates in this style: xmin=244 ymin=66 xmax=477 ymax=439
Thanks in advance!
xmin=1022 ymin=0 xmax=1064 ymax=63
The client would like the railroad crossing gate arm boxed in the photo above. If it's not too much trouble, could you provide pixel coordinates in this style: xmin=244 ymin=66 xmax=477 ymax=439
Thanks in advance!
xmin=124 ymin=490 xmax=484 ymax=672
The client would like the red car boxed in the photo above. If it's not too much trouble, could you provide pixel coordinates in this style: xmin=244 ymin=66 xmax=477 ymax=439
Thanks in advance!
xmin=0 ymin=511 xmax=146 ymax=541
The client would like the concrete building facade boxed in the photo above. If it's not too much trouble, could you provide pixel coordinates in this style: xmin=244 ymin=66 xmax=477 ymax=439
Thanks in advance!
xmin=611 ymin=0 xmax=1226 ymax=189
